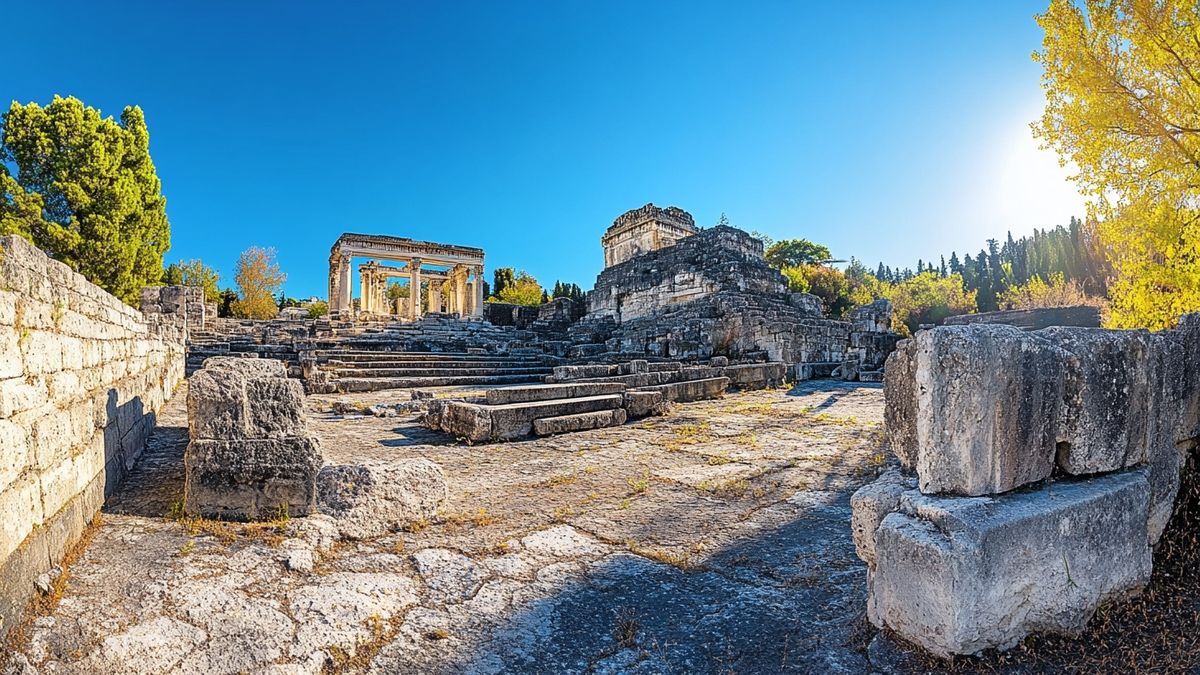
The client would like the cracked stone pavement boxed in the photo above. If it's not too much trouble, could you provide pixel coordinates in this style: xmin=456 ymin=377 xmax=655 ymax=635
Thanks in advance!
xmin=3 ymin=380 xmax=889 ymax=674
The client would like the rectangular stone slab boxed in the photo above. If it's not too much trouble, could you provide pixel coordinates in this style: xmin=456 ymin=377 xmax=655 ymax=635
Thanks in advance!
xmin=721 ymin=363 xmax=786 ymax=390
xmin=633 ymin=377 xmax=728 ymax=403
xmin=184 ymin=437 xmax=322 ymax=521
xmin=484 ymin=382 xmax=626 ymax=405
xmin=869 ymin=470 xmax=1152 ymax=658
xmin=532 ymin=408 xmax=627 ymax=436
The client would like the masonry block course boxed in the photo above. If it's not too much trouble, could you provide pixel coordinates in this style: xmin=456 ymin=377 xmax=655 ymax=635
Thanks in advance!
xmin=0 ymin=235 xmax=186 ymax=638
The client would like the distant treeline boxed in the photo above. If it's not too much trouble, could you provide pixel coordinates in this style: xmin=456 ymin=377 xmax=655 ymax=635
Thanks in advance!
xmin=871 ymin=217 xmax=1110 ymax=313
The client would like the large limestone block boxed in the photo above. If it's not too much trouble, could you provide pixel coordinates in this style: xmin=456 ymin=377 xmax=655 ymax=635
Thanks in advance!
xmin=184 ymin=437 xmax=322 ymax=520
xmin=1040 ymin=326 xmax=1158 ymax=474
xmin=721 ymin=362 xmax=786 ymax=390
xmin=532 ymin=408 xmax=627 ymax=436
xmin=850 ymin=469 xmax=916 ymax=566
xmin=913 ymin=325 xmax=1070 ymax=496
xmin=188 ymin=358 xmax=304 ymax=440
xmin=317 ymin=460 xmax=448 ymax=539
xmin=869 ymin=471 xmax=1152 ymax=657
xmin=882 ymin=339 xmax=917 ymax=470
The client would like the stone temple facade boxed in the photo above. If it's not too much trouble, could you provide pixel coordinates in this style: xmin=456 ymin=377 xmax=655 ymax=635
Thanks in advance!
xmin=601 ymin=203 xmax=698 ymax=268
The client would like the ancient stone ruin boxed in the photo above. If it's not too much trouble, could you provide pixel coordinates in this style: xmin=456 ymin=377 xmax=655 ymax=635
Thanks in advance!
xmin=854 ymin=319 xmax=1200 ymax=657
xmin=184 ymin=356 xmax=323 ymax=520
xmin=0 ymin=235 xmax=186 ymax=635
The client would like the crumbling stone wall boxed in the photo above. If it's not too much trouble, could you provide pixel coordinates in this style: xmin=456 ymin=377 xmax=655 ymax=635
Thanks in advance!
xmin=943 ymin=304 xmax=1102 ymax=331
xmin=0 ymin=235 xmax=186 ymax=637
xmin=575 ymin=226 xmax=900 ymax=372
xmin=141 ymin=285 xmax=210 ymax=331
xmin=856 ymin=318 xmax=1200 ymax=657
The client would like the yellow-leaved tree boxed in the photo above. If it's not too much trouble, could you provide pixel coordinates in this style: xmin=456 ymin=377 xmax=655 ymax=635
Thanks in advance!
xmin=232 ymin=246 xmax=286 ymax=319
xmin=1035 ymin=0 xmax=1200 ymax=329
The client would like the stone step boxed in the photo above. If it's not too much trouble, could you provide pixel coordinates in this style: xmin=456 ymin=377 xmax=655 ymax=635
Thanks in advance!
xmin=485 ymin=382 xmax=626 ymax=405
xmin=333 ymin=373 xmax=548 ymax=392
xmin=632 ymin=376 xmax=729 ymax=403
xmin=324 ymin=359 xmax=547 ymax=369
xmin=331 ymin=366 xmax=552 ymax=378
xmin=433 ymin=394 xmax=624 ymax=441
xmin=533 ymin=408 xmax=627 ymax=436
xmin=321 ymin=352 xmax=546 ymax=363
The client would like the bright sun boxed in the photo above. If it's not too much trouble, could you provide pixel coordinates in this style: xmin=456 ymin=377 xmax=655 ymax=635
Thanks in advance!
xmin=988 ymin=112 xmax=1088 ymax=233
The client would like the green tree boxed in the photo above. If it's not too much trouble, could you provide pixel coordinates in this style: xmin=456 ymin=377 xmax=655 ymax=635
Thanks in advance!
xmin=217 ymin=288 xmax=238 ymax=318
xmin=306 ymin=300 xmax=328 ymax=319
xmin=890 ymin=272 xmax=977 ymax=335
xmin=231 ymin=246 xmax=286 ymax=319
xmin=765 ymin=239 xmax=833 ymax=268
xmin=162 ymin=259 xmax=220 ymax=303
xmin=1 ymin=96 xmax=170 ymax=304
xmin=1035 ymin=0 xmax=1200 ymax=329
xmin=492 ymin=270 xmax=544 ymax=306
xmin=492 ymin=268 xmax=516 ymax=299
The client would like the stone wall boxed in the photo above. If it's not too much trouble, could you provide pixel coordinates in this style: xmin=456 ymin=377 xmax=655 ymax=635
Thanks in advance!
xmin=943 ymin=305 xmax=1102 ymax=331
xmin=140 ymin=285 xmax=210 ymax=331
xmin=0 ymin=235 xmax=186 ymax=638
xmin=600 ymin=203 xmax=698 ymax=268
xmin=856 ymin=318 xmax=1200 ymax=657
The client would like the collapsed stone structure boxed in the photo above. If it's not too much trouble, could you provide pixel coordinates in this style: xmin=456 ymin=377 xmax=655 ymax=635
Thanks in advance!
xmin=568 ymin=222 xmax=900 ymax=379
xmin=185 ymin=357 xmax=323 ymax=520
xmin=0 ymin=235 xmax=187 ymax=637
xmin=854 ymin=319 xmax=1200 ymax=657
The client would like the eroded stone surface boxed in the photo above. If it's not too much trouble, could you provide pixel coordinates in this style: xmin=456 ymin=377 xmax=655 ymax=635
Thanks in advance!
xmin=317 ymin=460 xmax=448 ymax=539
xmin=5 ymin=381 xmax=888 ymax=674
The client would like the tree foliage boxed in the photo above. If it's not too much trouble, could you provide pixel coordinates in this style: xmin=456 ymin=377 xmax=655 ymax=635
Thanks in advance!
xmin=491 ymin=270 xmax=544 ymax=306
xmin=1034 ymin=0 xmax=1200 ymax=329
xmin=998 ymin=272 xmax=1102 ymax=311
xmin=231 ymin=246 xmax=286 ymax=319
xmin=889 ymin=272 xmax=978 ymax=335
xmin=162 ymin=259 xmax=220 ymax=303
xmin=306 ymin=300 xmax=328 ymax=319
xmin=492 ymin=268 xmax=516 ymax=299
xmin=551 ymin=280 xmax=585 ymax=301
xmin=765 ymin=239 xmax=832 ymax=268
xmin=0 ymin=96 xmax=170 ymax=304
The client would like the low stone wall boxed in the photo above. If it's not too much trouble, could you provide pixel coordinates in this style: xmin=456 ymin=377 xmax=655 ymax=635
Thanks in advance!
xmin=943 ymin=305 xmax=1102 ymax=330
xmin=0 ymin=235 xmax=186 ymax=638
xmin=856 ymin=318 xmax=1200 ymax=656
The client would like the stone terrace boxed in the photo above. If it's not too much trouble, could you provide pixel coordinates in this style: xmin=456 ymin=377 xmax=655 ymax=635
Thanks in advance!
xmin=2 ymin=381 xmax=891 ymax=674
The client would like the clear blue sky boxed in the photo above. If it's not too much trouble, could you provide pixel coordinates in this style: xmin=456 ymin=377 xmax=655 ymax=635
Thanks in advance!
xmin=6 ymin=1 xmax=1082 ymax=299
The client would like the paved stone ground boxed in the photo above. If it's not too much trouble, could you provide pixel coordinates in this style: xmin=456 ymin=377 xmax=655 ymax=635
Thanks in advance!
xmin=2 ymin=380 xmax=891 ymax=674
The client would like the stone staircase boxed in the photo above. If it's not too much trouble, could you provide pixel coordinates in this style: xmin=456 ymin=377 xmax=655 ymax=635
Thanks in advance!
xmin=306 ymin=351 xmax=558 ymax=393
xmin=422 ymin=358 xmax=788 ymax=443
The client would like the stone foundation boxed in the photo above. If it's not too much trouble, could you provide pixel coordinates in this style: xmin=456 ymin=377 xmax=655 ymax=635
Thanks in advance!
xmin=0 ymin=235 xmax=186 ymax=638
xmin=856 ymin=317 xmax=1200 ymax=656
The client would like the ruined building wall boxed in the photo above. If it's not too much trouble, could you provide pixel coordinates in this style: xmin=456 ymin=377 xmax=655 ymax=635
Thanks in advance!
xmin=600 ymin=203 xmax=699 ymax=268
xmin=0 ymin=235 xmax=186 ymax=637
xmin=588 ymin=226 xmax=783 ymax=322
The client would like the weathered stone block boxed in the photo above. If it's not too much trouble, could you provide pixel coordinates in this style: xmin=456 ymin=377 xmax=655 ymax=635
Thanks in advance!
xmin=850 ymin=469 xmax=915 ymax=566
xmin=188 ymin=358 xmax=304 ymax=440
xmin=1040 ymin=327 xmax=1157 ymax=474
xmin=184 ymin=438 xmax=322 ymax=520
xmin=317 ymin=460 xmax=447 ymax=539
xmin=634 ymin=376 xmax=728 ymax=403
xmin=623 ymin=390 xmax=666 ymax=418
xmin=868 ymin=471 xmax=1151 ymax=657
xmin=532 ymin=408 xmax=627 ymax=436
xmin=722 ymin=363 xmax=785 ymax=390
xmin=484 ymin=382 xmax=625 ymax=405
xmin=912 ymin=325 xmax=1070 ymax=496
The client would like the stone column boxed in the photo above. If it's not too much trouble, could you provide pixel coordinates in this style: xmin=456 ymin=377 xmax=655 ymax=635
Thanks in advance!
xmin=409 ymin=258 xmax=423 ymax=321
xmin=427 ymin=285 xmax=440 ymax=313
xmin=339 ymin=256 xmax=352 ymax=315
xmin=472 ymin=265 xmax=485 ymax=317
xmin=359 ymin=267 xmax=371 ymax=313
xmin=328 ymin=260 xmax=339 ymax=312
xmin=456 ymin=268 xmax=468 ymax=318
